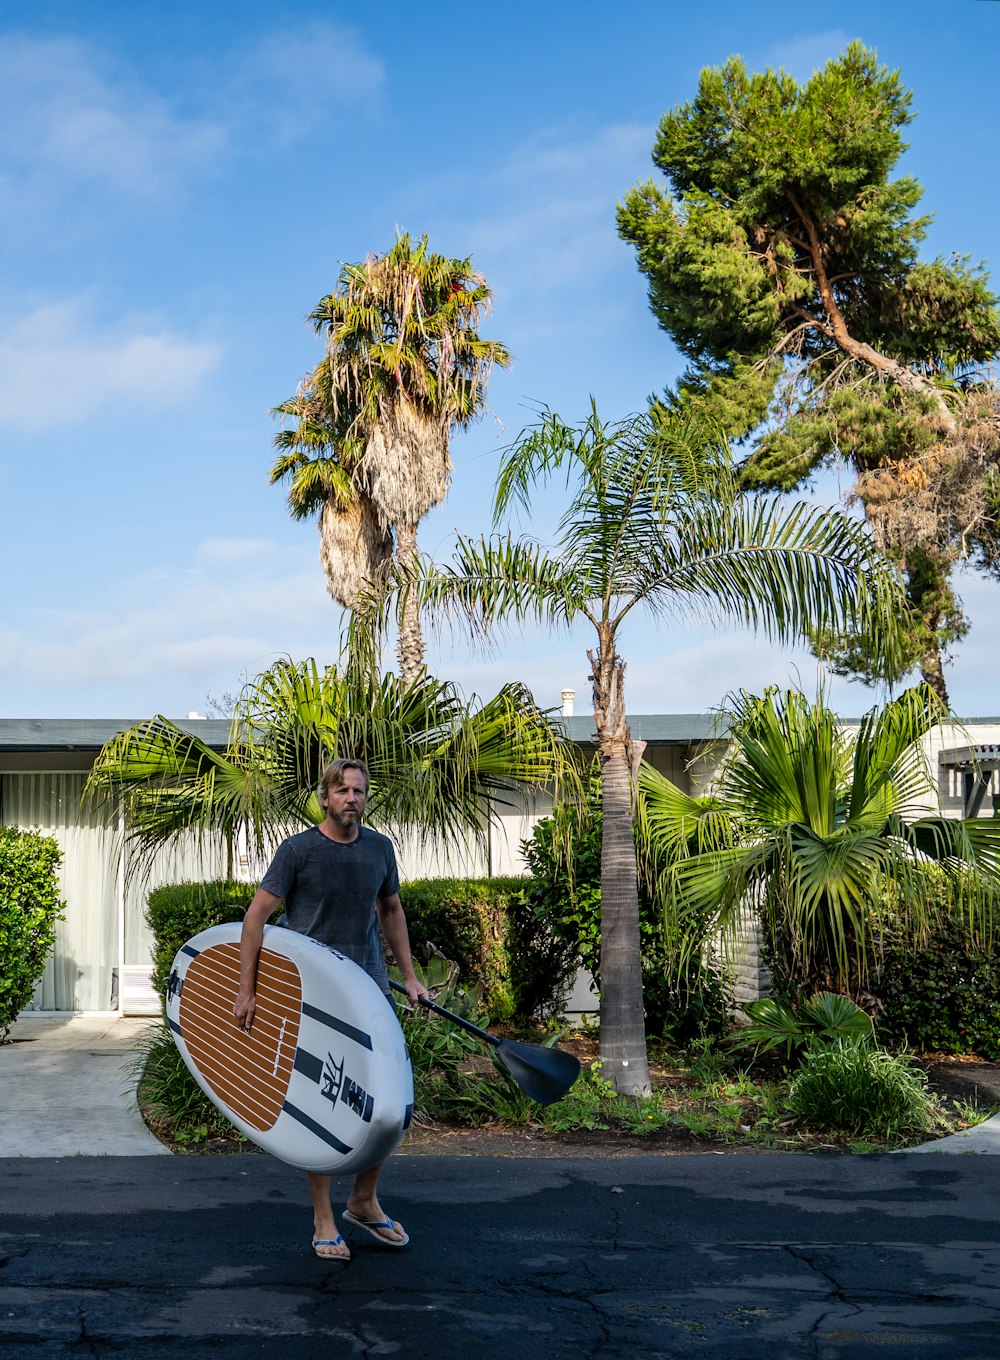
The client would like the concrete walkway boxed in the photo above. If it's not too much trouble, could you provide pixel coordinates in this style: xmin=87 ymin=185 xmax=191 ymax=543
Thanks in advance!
xmin=0 ymin=1013 xmax=170 ymax=1156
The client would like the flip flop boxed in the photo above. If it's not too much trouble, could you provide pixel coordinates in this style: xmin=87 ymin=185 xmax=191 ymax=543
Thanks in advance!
xmin=342 ymin=1209 xmax=409 ymax=1247
xmin=312 ymin=1235 xmax=350 ymax=1262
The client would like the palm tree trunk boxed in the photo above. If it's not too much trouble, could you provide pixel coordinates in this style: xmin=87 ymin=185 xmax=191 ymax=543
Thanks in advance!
xmin=394 ymin=521 xmax=424 ymax=685
xmin=589 ymin=631 xmax=651 ymax=1097
xmin=919 ymin=633 xmax=949 ymax=706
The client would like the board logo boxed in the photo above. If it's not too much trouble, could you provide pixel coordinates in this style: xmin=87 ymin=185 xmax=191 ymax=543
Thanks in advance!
xmin=322 ymin=1053 xmax=345 ymax=1104
xmin=320 ymin=1052 xmax=374 ymax=1123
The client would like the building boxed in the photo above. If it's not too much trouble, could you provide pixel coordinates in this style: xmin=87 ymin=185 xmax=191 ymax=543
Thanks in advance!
xmin=3 ymin=711 xmax=998 ymax=1016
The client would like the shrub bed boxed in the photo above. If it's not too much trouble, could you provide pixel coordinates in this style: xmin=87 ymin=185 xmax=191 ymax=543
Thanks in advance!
xmin=144 ymin=875 xmax=571 ymax=1020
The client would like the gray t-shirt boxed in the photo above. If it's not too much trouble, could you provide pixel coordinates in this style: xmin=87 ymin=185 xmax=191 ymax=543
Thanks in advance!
xmin=260 ymin=824 xmax=400 ymax=994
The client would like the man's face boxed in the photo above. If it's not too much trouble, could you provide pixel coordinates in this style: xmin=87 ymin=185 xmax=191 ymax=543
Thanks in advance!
xmin=322 ymin=769 xmax=367 ymax=829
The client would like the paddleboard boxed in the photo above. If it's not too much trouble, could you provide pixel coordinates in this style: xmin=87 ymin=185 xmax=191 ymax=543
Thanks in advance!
xmin=165 ymin=922 xmax=413 ymax=1174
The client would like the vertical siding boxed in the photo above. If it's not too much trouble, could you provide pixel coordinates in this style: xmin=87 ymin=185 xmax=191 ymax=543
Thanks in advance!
xmin=3 ymin=773 xmax=119 ymax=1012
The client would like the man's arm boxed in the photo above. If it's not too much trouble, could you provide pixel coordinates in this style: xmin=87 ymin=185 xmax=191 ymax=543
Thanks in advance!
xmin=376 ymin=893 xmax=430 ymax=1006
xmin=233 ymin=887 xmax=284 ymax=1032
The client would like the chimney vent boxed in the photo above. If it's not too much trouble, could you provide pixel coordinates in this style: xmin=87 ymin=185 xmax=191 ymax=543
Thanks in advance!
xmin=561 ymin=689 xmax=575 ymax=717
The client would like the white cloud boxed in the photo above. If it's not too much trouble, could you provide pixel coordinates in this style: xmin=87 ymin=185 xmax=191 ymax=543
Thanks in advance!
xmin=0 ymin=34 xmax=225 ymax=202
xmin=0 ymin=24 xmax=385 ymax=216
xmin=0 ymin=298 xmax=220 ymax=428
xmin=228 ymin=22 xmax=384 ymax=142
xmin=196 ymin=538 xmax=275 ymax=565
xmin=0 ymin=538 xmax=342 ymax=715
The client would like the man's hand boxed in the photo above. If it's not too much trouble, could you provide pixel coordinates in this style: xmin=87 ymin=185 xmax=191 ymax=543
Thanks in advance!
xmin=233 ymin=989 xmax=256 ymax=1033
xmin=401 ymin=975 xmax=431 ymax=1008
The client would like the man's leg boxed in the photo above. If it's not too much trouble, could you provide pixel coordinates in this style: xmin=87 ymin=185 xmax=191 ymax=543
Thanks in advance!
xmin=307 ymin=1172 xmax=350 ymax=1259
xmin=344 ymin=1162 xmax=407 ymax=1244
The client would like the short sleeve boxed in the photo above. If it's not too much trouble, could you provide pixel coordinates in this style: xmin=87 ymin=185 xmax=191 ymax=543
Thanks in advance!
xmin=260 ymin=837 xmax=299 ymax=901
xmin=380 ymin=841 xmax=400 ymax=898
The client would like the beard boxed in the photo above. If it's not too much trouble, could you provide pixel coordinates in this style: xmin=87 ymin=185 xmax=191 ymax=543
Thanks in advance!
xmin=327 ymin=805 xmax=361 ymax=830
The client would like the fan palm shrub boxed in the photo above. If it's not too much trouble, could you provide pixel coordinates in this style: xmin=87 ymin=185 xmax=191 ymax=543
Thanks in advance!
xmin=85 ymin=655 xmax=576 ymax=886
xmin=642 ymin=684 xmax=1000 ymax=1003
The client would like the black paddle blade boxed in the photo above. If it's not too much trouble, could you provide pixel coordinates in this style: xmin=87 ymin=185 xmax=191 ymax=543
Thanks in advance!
xmin=496 ymin=1038 xmax=581 ymax=1105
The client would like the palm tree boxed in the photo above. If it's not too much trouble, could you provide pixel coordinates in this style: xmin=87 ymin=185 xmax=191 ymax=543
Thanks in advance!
xmin=85 ymin=656 xmax=576 ymax=887
xmin=409 ymin=402 xmax=908 ymax=1094
xmin=641 ymin=684 xmax=1000 ymax=1000
xmin=271 ymin=234 xmax=510 ymax=682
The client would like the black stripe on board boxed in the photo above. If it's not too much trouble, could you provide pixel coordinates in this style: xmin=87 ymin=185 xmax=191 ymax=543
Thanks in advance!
xmin=293 ymin=1049 xmax=324 ymax=1084
xmin=181 ymin=944 xmax=200 ymax=958
xmin=282 ymin=1100 xmax=353 ymax=1155
xmin=167 ymin=1017 xmax=182 ymax=1036
xmin=301 ymin=1003 xmax=373 ymax=1051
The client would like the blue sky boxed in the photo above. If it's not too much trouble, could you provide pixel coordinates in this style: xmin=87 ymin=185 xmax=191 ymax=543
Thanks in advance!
xmin=2 ymin=0 xmax=998 ymax=719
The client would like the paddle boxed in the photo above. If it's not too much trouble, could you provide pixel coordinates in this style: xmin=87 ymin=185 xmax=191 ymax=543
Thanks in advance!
xmin=388 ymin=980 xmax=581 ymax=1105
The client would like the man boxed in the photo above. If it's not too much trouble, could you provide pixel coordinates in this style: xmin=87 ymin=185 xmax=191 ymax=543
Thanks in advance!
xmin=234 ymin=758 xmax=429 ymax=1262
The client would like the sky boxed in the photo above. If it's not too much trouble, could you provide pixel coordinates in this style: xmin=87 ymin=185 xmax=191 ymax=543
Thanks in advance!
xmin=2 ymin=0 xmax=999 ymax=721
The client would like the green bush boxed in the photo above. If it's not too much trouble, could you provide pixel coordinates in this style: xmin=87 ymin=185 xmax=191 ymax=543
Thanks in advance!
xmin=400 ymin=876 xmax=573 ymax=1020
xmin=146 ymin=880 xmax=259 ymax=996
xmin=520 ymin=792 xmax=731 ymax=1043
xmin=873 ymin=915 xmax=1000 ymax=1059
xmin=786 ymin=1038 xmax=939 ymax=1140
xmin=0 ymin=826 xmax=65 ymax=1040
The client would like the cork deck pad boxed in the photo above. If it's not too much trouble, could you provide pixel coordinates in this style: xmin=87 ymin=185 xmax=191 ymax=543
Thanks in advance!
xmin=165 ymin=923 xmax=413 ymax=1174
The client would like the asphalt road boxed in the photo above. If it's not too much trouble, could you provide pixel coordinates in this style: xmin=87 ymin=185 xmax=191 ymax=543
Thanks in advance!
xmin=2 ymin=1152 xmax=999 ymax=1359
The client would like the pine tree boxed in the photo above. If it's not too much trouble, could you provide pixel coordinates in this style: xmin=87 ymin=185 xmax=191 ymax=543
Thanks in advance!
xmin=619 ymin=43 xmax=1000 ymax=701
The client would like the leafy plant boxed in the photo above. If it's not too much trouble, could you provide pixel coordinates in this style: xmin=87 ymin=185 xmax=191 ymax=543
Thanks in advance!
xmin=786 ymin=1039 xmax=940 ymax=1140
xmin=0 ymin=826 xmax=65 ymax=1040
xmin=644 ymin=685 xmax=1000 ymax=1001
xmin=874 ymin=897 xmax=1000 ymax=1058
xmin=392 ymin=957 xmax=485 ymax=1122
xmin=733 ymin=992 xmax=875 ymax=1059
xmin=398 ymin=877 xmax=567 ymax=1020
xmin=520 ymin=775 xmax=732 ymax=1044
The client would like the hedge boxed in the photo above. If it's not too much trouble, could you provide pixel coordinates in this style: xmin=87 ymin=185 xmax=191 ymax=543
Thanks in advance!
xmin=399 ymin=876 xmax=577 ymax=1020
xmin=873 ymin=916 xmax=1000 ymax=1059
xmin=0 ymin=826 xmax=65 ymax=1040
xmin=146 ymin=880 xmax=260 ymax=997
xmin=144 ymin=876 xmax=573 ymax=1020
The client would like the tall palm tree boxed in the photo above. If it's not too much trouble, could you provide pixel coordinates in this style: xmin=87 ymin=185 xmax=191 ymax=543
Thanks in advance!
xmin=271 ymin=234 xmax=510 ymax=682
xmin=641 ymin=684 xmax=1000 ymax=999
xmin=409 ymin=402 xmax=908 ymax=1094
xmin=85 ymin=656 xmax=576 ymax=888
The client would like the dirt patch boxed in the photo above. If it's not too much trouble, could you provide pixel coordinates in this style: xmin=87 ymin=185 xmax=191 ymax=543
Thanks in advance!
xmin=913 ymin=1055 xmax=1000 ymax=1110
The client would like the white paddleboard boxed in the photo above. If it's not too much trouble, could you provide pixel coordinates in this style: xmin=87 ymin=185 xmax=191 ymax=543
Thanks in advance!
xmin=165 ymin=922 xmax=413 ymax=1174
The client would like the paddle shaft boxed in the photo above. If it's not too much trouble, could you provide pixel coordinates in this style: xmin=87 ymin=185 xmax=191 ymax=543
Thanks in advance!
xmin=388 ymin=978 xmax=501 ymax=1049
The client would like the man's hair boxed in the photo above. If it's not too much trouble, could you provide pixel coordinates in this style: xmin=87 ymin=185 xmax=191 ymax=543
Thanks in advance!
xmin=319 ymin=758 xmax=370 ymax=799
